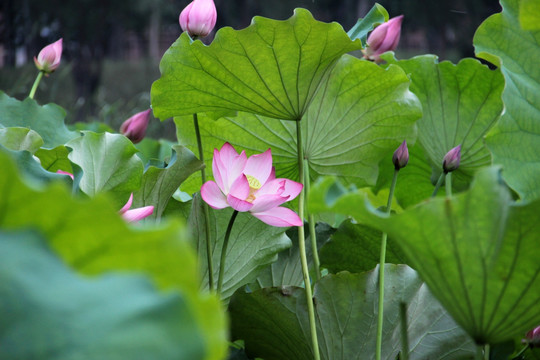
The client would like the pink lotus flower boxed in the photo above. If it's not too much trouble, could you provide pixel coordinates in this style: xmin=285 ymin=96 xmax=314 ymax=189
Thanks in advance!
xmin=34 ymin=39 xmax=63 ymax=74
xmin=201 ymin=143 xmax=303 ymax=227
xmin=120 ymin=109 xmax=152 ymax=144
xmin=119 ymin=193 xmax=154 ymax=222
xmin=442 ymin=145 xmax=462 ymax=173
xmin=363 ymin=16 xmax=403 ymax=62
xmin=179 ymin=0 xmax=217 ymax=38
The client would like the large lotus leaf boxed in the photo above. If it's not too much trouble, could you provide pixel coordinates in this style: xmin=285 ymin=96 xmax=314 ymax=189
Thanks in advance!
xmin=152 ymin=8 xmax=361 ymax=121
xmin=251 ymin=223 xmax=335 ymax=290
xmin=383 ymin=55 xmax=504 ymax=192
xmin=0 ymin=151 xmax=227 ymax=360
xmin=309 ymin=167 xmax=540 ymax=344
xmin=229 ymin=265 xmax=476 ymax=360
xmin=474 ymin=0 xmax=540 ymax=201
xmin=66 ymin=131 xmax=144 ymax=206
xmin=319 ymin=219 xmax=406 ymax=273
xmin=132 ymin=145 xmax=203 ymax=220
xmin=0 ymin=127 xmax=43 ymax=153
xmin=176 ymin=54 xmax=420 ymax=193
xmin=0 ymin=230 xmax=206 ymax=360
xmin=0 ymin=91 xmax=77 ymax=148
xmin=189 ymin=194 xmax=292 ymax=301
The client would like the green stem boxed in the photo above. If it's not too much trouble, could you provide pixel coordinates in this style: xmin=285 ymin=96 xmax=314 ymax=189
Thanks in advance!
xmin=29 ymin=71 xmax=44 ymax=99
xmin=376 ymin=168 xmax=399 ymax=360
xmin=512 ymin=344 xmax=530 ymax=359
xmin=399 ymin=302 xmax=409 ymax=360
xmin=304 ymin=159 xmax=320 ymax=281
xmin=193 ymin=113 xmax=214 ymax=292
xmin=445 ymin=172 xmax=452 ymax=197
xmin=484 ymin=344 xmax=490 ymax=360
xmin=217 ymin=210 xmax=239 ymax=295
xmin=432 ymin=173 xmax=445 ymax=197
xmin=297 ymin=121 xmax=320 ymax=360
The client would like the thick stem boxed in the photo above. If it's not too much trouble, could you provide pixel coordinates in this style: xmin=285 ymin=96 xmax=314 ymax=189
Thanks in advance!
xmin=296 ymin=121 xmax=320 ymax=360
xmin=304 ymin=159 xmax=320 ymax=281
xmin=217 ymin=210 xmax=239 ymax=295
xmin=445 ymin=172 xmax=453 ymax=197
xmin=29 ymin=71 xmax=44 ymax=99
xmin=432 ymin=173 xmax=445 ymax=197
xmin=193 ymin=113 xmax=214 ymax=291
xmin=399 ymin=302 xmax=409 ymax=360
xmin=376 ymin=169 xmax=399 ymax=360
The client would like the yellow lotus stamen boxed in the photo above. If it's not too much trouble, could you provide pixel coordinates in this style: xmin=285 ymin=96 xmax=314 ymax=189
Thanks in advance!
xmin=246 ymin=175 xmax=261 ymax=202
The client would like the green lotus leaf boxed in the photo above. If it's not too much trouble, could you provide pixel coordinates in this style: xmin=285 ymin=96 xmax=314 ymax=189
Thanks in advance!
xmin=309 ymin=167 xmax=540 ymax=344
xmin=175 ymin=54 xmax=420 ymax=194
xmin=152 ymin=8 xmax=362 ymax=120
xmin=383 ymin=54 xmax=504 ymax=193
xmin=0 ymin=150 xmax=228 ymax=360
xmin=66 ymin=131 xmax=144 ymax=206
xmin=474 ymin=0 xmax=540 ymax=201
xmin=229 ymin=265 xmax=475 ymax=360
xmin=133 ymin=145 xmax=203 ymax=220
xmin=0 ymin=91 xmax=77 ymax=148
xmin=0 ymin=230 xmax=206 ymax=360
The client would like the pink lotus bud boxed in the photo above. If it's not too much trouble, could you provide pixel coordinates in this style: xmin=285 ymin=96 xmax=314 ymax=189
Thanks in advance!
xmin=442 ymin=145 xmax=462 ymax=173
xmin=120 ymin=109 xmax=152 ymax=144
xmin=392 ymin=140 xmax=409 ymax=170
xmin=179 ymin=0 xmax=217 ymax=38
xmin=34 ymin=39 xmax=63 ymax=74
xmin=363 ymin=16 xmax=403 ymax=62
xmin=523 ymin=326 xmax=540 ymax=347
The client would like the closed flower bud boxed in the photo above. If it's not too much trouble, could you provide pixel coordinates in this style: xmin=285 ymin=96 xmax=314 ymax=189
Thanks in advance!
xmin=392 ymin=140 xmax=409 ymax=170
xmin=363 ymin=15 xmax=403 ymax=63
xmin=120 ymin=109 xmax=152 ymax=144
xmin=524 ymin=326 xmax=540 ymax=347
xmin=34 ymin=39 xmax=63 ymax=74
xmin=179 ymin=0 xmax=217 ymax=38
xmin=442 ymin=145 xmax=461 ymax=173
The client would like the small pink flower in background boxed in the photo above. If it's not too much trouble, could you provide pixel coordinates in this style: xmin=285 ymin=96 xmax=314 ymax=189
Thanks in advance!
xmin=201 ymin=143 xmax=303 ymax=227
xmin=56 ymin=170 xmax=74 ymax=180
xmin=119 ymin=193 xmax=154 ymax=222
xmin=179 ymin=0 xmax=217 ymax=38
xmin=523 ymin=326 xmax=540 ymax=347
xmin=392 ymin=140 xmax=409 ymax=170
xmin=443 ymin=145 xmax=462 ymax=173
xmin=363 ymin=15 xmax=403 ymax=63
xmin=120 ymin=109 xmax=152 ymax=144
xmin=34 ymin=39 xmax=63 ymax=74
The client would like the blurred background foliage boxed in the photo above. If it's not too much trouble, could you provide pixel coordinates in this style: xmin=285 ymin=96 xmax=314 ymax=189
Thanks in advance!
xmin=0 ymin=0 xmax=500 ymax=140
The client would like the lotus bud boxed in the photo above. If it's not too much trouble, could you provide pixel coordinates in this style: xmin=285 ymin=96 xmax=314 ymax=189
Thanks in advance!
xmin=179 ymin=0 xmax=217 ymax=38
xmin=392 ymin=140 xmax=409 ymax=170
xmin=34 ymin=39 xmax=63 ymax=74
xmin=363 ymin=15 xmax=403 ymax=63
xmin=120 ymin=109 xmax=152 ymax=144
xmin=523 ymin=326 xmax=540 ymax=347
xmin=442 ymin=145 xmax=462 ymax=173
